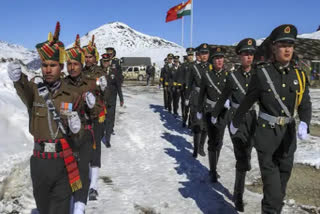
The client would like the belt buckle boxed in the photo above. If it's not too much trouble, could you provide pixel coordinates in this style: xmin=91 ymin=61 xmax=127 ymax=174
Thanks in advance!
xmin=44 ymin=143 xmax=56 ymax=153
xmin=278 ymin=117 xmax=286 ymax=126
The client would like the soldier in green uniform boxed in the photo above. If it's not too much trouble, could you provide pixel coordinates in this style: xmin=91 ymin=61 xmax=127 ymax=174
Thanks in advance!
xmin=82 ymin=36 xmax=107 ymax=201
xmin=7 ymin=22 xmax=82 ymax=214
xmin=231 ymin=25 xmax=312 ymax=213
xmin=185 ymin=45 xmax=208 ymax=158
xmin=182 ymin=48 xmax=195 ymax=128
xmin=211 ymin=39 xmax=257 ymax=211
xmin=105 ymin=47 xmax=123 ymax=83
xmin=101 ymin=52 xmax=124 ymax=148
xmin=197 ymin=46 xmax=229 ymax=182
xmin=64 ymin=34 xmax=107 ymax=213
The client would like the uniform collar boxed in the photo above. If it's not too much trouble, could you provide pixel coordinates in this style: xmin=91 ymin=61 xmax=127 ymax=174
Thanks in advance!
xmin=273 ymin=61 xmax=292 ymax=74
xmin=66 ymin=73 xmax=87 ymax=87
xmin=200 ymin=62 xmax=209 ymax=68
xmin=240 ymin=66 xmax=252 ymax=78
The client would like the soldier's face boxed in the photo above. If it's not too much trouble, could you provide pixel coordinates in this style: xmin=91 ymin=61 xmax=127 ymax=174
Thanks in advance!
xmin=196 ymin=55 xmax=201 ymax=62
xmin=273 ymin=42 xmax=294 ymax=64
xmin=213 ymin=56 xmax=224 ymax=70
xmin=187 ymin=55 xmax=194 ymax=62
xmin=240 ymin=52 xmax=254 ymax=67
xmin=85 ymin=54 xmax=96 ymax=66
xmin=102 ymin=60 xmax=111 ymax=68
xmin=67 ymin=59 xmax=82 ymax=78
xmin=41 ymin=60 xmax=62 ymax=83
xmin=200 ymin=52 xmax=209 ymax=62
xmin=168 ymin=58 xmax=173 ymax=64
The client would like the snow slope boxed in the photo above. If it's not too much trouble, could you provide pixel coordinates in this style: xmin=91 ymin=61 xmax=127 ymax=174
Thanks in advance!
xmin=69 ymin=22 xmax=186 ymax=66
xmin=0 ymin=41 xmax=38 ymax=65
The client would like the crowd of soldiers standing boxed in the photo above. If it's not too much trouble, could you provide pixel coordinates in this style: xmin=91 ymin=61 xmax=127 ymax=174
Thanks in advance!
xmin=159 ymin=24 xmax=312 ymax=213
xmin=7 ymin=22 xmax=124 ymax=214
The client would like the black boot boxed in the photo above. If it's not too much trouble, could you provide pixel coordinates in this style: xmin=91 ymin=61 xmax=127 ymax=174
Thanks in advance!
xmin=198 ymin=131 xmax=207 ymax=157
xmin=193 ymin=133 xmax=200 ymax=158
xmin=233 ymin=170 xmax=246 ymax=212
xmin=208 ymin=151 xmax=218 ymax=183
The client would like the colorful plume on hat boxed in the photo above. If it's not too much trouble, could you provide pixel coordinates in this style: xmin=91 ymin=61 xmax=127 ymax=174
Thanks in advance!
xmin=36 ymin=22 xmax=65 ymax=64
xmin=65 ymin=34 xmax=85 ymax=64
xmin=83 ymin=35 xmax=99 ymax=61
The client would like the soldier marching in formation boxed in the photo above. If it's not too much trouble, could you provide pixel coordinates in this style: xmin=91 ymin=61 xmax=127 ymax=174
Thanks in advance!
xmin=6 ymin=21 xmax=312 ymax=214
xmin=160 ymin=24 xmax=312 ymax=213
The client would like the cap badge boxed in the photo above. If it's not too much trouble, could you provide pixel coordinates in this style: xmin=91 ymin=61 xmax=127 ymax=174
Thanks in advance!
xmin=204 ymin=44 xmax=207 ymax=48
xmin=248 ymin=40 xmax=252 ymax=45
xmin=217 ymin=47 xmax=221 ymax=52
xmin=284 ymin=26 xmax=291 ymax=34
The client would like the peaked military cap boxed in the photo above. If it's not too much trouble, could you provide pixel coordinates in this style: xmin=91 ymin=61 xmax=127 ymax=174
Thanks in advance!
xmin=235 ymin=38 xmax=256 ymax=55
xmin=167 ymin=53 xmax=174 ymax=59
xmin=211 ymin=47 xmax=226 ymax=58
xmin=198 ymin=43 xmax=210 ymax=52
xmin=36 ymin=22 xmax=65 ymax=64
xmin=101 ymin=53 xmax=112 ymax=61
xmin=186 ymin=47 xmax=195 ymax=55
xmin=183 ymin=55 xmax=188 ymax=60
xmin=65 ymin=34 xmax=85 ymax=64
xmin=269 ymin=24 xmax=297 ymax=43
xmin=174 ymin=55 xmax=180 ymax=60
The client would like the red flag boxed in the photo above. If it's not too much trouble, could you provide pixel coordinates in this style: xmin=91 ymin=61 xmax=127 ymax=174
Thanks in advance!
xmin=165 ymin=3 xmax=183 ymax=23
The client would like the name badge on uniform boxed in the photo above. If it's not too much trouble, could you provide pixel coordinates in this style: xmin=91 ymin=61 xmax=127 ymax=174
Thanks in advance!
xmin=293 ymin=80 xmax=298 ymax=85
xmin=60 ymin=102 xmax=73 ymax=116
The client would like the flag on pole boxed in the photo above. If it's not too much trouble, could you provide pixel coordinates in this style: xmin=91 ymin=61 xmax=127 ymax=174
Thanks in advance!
xmin=166 ymin=0 xmax=192 ymax=23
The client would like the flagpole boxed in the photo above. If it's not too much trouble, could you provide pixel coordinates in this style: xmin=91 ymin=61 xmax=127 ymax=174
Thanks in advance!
xmin=182 ymin=2 xmax=184 ymax=47
xmin=190 ymin=0 xmax=193 ymax=47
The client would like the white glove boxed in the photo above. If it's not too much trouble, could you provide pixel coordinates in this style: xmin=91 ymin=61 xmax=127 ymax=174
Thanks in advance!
xmin=185 ymin=99 xmax=189 ymax=106
xmin=7 ymin=62 xmax=22 ymax=82
xmin=68 ymin=112 xmax=81 ymax=134
xmin=99 ymin=76 xmax=107 ymax=91
xmin=298 ymin=121 xmax=308 ymax=140
xmin=196 ymin=112 xmax=202 ymax=120
xmin=211 ymin=116 xmax=217 ymax=124
xmin=85 ymin=92 xmax=96 ymax=109
xmin=230 ymin=121 xmax=238 ymax=135
xmin=224 ymin=99 xmax=230 ymax=109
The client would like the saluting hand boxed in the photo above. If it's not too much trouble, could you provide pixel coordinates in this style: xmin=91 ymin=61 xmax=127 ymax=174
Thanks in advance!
xmin=7 ymin=62 xmax=22 ymax=82
xmin=85 ymin=92 xmax=96 ymax=109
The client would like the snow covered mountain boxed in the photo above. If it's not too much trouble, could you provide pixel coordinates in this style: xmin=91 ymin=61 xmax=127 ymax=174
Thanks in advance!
xmin=0 ymin=41 xmax=38 ymax=65
xmin=70 ymin=22 xmax=186 ymax=66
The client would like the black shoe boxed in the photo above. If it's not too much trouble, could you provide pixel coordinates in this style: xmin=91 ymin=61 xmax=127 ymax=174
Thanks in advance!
xmin=88 ymin=188 xmax=98 ymax=201
xmin=210 ymin=172 xmax=218 ymax=183
xmin=234 ymin=197 xmax=244 ymax=212
xmin=105 ymin=141 xmax=111 ymax=148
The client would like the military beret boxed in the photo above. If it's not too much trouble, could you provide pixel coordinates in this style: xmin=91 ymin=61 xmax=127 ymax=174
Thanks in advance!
xmin=269 ymin=24 xmax=297 ymax=44
xmin=186 ymin=47 xmax=195 ymax=55
xmin=211 ymin=47 xmax=226 ymax=58
xmin=235 ymin=38 xmax=256 ymax=55
xmin=198 ymin=43 xmax=210 ymax=53
xmin=167 ymin=53 xmax=174 ymax=59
